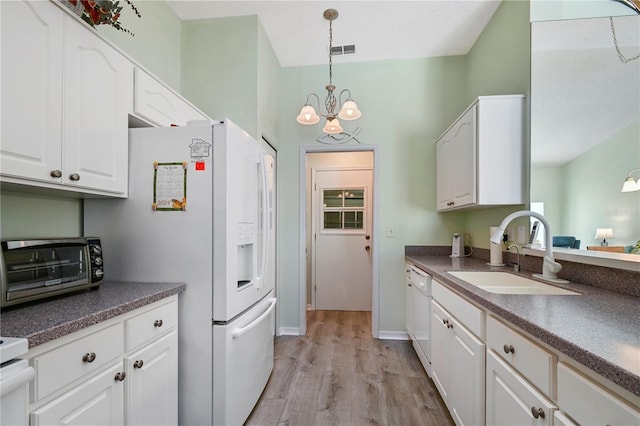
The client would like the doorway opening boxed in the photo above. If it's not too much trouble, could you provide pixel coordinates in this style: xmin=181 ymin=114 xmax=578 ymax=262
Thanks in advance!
xmin=298 ymin=146 xmax=379 ymax=338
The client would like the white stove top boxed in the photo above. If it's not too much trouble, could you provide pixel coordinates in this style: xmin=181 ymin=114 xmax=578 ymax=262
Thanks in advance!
xmin=0 ymin=336 xmax=29 ymax=364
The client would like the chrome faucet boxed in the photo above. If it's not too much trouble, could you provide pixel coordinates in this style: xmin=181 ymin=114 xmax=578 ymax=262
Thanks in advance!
xmin=490 ymin=210 xmax=568 ymax=284
xmin=507 ymin=244 xmax=521 ymax=272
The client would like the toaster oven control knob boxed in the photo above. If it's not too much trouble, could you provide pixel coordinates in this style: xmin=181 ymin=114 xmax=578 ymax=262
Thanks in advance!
xmin=92 ymin=245 xmax=102 ymax=255
xmin=94 ymin=269 xmax=104 ymax=279
xmin=94 ymin=256 xmax=103 ymax=266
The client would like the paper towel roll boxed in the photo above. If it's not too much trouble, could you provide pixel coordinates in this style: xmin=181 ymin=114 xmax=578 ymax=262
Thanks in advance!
xmin=489 ymin=226 xmax=504 ymax=265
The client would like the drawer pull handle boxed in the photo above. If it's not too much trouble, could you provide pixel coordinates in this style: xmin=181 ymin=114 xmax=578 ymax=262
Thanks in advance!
xmin=133 ymin=360 xmax=144 ymax=369
xmin=531 ymin=407 xmax=545 ymax=419
xmin=503 ymin=344 xmax=515 ymax=354
xmin=443 ymin=319 xmax=449 ymax=325
xmin=114 ymin=371 xmax=126 ymax=382
xmin=154 ymin=319 xmax=164 ymax=327
xmin=82 ymin=352 xmax=96 ymax=363
xmin=447 ymin=323 xmax=453 ymax=329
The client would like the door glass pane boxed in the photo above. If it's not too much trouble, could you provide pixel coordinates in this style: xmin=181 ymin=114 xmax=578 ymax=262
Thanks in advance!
xmin=344 ymin=211 xmax=363 ymax=229
xmin=323 ymin=190 xmax=344 ymax=208
xmin=344 ymin=189 xmax=364 ymax=207
xmin=323 ymin=211 xmax=342 ymax=229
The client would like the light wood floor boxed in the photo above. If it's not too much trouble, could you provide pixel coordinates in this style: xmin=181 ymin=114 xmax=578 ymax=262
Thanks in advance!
xmin=246 ymin=310 xmax=453 ymax=426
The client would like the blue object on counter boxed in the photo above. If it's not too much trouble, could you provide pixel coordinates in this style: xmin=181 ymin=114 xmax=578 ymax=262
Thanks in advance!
xmin=552 ymin=236 xmax=580 ymax=249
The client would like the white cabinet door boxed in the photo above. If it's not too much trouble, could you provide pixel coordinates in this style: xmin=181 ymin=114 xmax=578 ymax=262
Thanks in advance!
xmin=431 ymin=299 xmax=485 ymax=426
xmin=125 ymin=330 xmax=178 ymax=426
xmin=0 ymin=0 xmax=63 ymax=183
xmin=486 ymin=350 xmax=556 ymax=426
xmin=449 ymin=315 xmax=485 ymax=426
xmin=63 ymin=20 xmax=131 ymax=195
xmin=436 ymin=105 xmax=476 ymax=211
xmin=133 ymin=68 xmax=209 ymax=127
xmin=448 ymin=106 xmax=476 ymax=208
xmin=30 ymin=363 xmax=124 ymax=426
xmin=557 ymin=362 xmax=640 ymax=426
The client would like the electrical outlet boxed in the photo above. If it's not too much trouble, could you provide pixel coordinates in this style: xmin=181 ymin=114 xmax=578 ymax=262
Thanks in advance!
xmin=507 ymin=227 xmax=514 ymax=242
xmin=517 ymin=226 xmax=526 ymax=244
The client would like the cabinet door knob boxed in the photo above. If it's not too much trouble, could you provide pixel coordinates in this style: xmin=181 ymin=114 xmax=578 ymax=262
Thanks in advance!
xmin=69 ymin=173 xmax=80 ymax=181
xmin=447 ymin=323 xmax=453 ymax=329
xmin=443 ymin=319 xmax=449 ymax=325
xmin=365 ymin=245 xmax=371 ymax=252
xmin=503 ymin=344 xmax=515 ymax=354
xmin=133 ymin=360 xmax=144 ymax=369
xmin=531 ymin=407 xmax=545 ymax=419
xmin=154 ymin=319 xmax=163 ymax=327
xmin=82 ymin=352 xmax=96 ymax=363
xmin=50 ymin=170 xmax=62 ymax=178
xmin=114 ymin=371 xmax=126 ymax=382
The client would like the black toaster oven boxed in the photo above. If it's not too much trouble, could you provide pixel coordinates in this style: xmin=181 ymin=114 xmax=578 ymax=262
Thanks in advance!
xmin=0 ymin=237 xmax=104 ymax=308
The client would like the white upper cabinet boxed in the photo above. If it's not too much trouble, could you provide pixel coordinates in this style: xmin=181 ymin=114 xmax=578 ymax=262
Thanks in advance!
xmin=1 ymin=0 xmax=131 ymax=197
xmin=436 ymin=95 xmax=526 ymax=212
xmin=133 ymin=68 xmax=209 ymax=127
xmin=1 ymin=1 xmax=64 ymax=184
xmin=63 ymin=16 xmax=132 ymax=195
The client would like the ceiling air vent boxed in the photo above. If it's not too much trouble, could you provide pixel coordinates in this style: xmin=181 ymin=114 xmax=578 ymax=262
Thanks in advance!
xmin=330 ymin=44 xmax=356 ymax=56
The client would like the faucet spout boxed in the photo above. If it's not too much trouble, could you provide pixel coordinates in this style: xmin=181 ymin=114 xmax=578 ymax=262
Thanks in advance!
xmin=491 ymin=210 xmax=568 ymax=284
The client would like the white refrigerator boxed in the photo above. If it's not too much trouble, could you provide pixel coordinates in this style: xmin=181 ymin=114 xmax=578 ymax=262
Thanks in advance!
xmin=84 ymin=119 xmax=276 ymax=426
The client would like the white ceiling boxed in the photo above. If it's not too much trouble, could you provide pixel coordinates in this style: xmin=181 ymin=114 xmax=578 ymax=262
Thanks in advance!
xmin=165 ymin=1 xmax=502 ymax=67
xmin=531 ymin=15 xmax=640 ymax=165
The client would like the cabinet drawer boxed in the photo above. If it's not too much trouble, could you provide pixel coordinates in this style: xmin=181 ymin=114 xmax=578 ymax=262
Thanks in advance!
xmin=126 ymin=299 xmax=177 ymax=351
xmin=557 ymin=362 xmax=640 ymax=425
xmin=432 ymin=280 xmax=484 ymax=338
xmin=486 ymin=315 xmax=555 ymax=396
xmin=32 ymin=323 xmax=124 ymax=401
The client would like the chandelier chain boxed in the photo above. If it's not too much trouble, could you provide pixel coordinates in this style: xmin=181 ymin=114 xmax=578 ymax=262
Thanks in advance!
xmin=610 ymin=17 xmax=640 ymax=63
xmin=328 ymin=18 xmax=333 ymax=85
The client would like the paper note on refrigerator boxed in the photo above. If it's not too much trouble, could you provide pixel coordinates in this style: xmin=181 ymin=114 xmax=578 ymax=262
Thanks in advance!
xmin=152 ymin=161 xmax=187 ymax=211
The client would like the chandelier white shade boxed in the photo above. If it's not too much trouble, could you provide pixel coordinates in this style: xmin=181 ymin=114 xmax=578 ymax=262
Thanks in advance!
xmin=296 ymin=9 xmax=362 ymax=134
xmin=621 ymin=168 xmax=640 ymax=192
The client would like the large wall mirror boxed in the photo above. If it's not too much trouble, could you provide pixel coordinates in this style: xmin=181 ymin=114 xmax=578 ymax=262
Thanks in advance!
xmin=530 ymin=14 xmax=639 ymax=261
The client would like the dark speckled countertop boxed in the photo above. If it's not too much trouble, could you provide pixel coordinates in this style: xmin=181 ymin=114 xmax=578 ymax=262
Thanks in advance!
xmin=406 ymin=255 xmax=640 ymax=397
xmin=0 ymin=281 xmax=185 ymax=348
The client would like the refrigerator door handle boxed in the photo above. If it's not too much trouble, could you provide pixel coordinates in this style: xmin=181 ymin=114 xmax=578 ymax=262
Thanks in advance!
xmin=256 ymin=154 xmax=270 ymax=289
xmin=231 ymin=297 xmax=277 ymax=339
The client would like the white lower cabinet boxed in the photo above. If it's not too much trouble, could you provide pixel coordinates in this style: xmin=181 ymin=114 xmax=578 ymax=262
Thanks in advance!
xmin=486 ymin=350 xmax=556 ymax=426
xmin=557 ymin=362 xmax=640 ymax=426
xmin=30 ymin=363 xmax=125 ymax=426
xmin=125 ymin=330 xmax=178 ymax=426
xmin=431 ymin=282 xmax=485 ymax=426
xmin=26 ymin=296 xmax=178 ymax=425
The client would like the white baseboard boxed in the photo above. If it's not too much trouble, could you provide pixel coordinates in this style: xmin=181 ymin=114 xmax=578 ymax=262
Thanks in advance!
xmin=278 ymin=327 xmax=301 ymax=336
xmin=378 ymin=330 xmax=410 ymax=340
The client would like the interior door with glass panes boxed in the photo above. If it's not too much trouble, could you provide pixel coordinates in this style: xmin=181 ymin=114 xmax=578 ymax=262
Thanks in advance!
xmin=313 ymin=168 xmax=372 ymax=311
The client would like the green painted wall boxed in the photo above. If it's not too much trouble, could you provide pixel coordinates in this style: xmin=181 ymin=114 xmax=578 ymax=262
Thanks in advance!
xmin=181 ymin=16 xmax=259 ymax=137
xmin=463 ymin=0 xmax=531 ymax=249
xmin=561 ymin=121 xmax=640 ymax=247
xmin=0 ymin=191 xmax=82 ymax=239
xmin=96 ymin=0 xmax=182 ymax=90
xmin=276 ymin=57 xmax=469 ymax=332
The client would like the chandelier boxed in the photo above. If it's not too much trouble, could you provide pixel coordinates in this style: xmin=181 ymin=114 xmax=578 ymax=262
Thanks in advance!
xmin=296 ymin=9 xmax=362 ymax=134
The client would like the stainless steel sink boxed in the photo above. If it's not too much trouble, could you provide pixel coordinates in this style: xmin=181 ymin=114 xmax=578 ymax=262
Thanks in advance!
xmin=447 ymin=271 xmax=580 ymax=295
